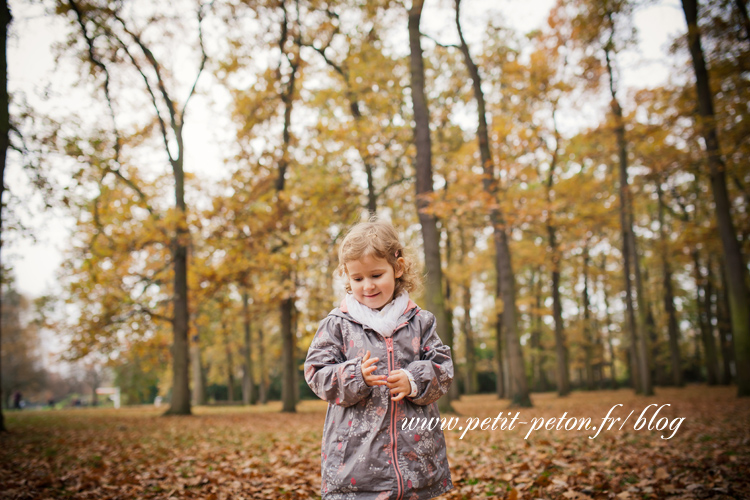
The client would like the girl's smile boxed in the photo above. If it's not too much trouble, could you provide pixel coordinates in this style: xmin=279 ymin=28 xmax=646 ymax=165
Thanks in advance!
xmin=346 ymin=254 xmax=404 ymax=310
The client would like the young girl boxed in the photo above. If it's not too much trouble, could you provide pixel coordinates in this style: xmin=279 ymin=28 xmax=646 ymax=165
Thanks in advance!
xmin=305 ymin=220 xmax=454 ymax=500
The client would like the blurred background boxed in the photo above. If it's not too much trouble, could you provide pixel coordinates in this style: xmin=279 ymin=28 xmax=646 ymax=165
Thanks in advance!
xmin=1 ymin=0 xmax=747 ymax=414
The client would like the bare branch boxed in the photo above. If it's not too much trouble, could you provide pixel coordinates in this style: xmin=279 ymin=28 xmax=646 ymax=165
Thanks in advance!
xmin=105 ymin=26 xmax=175 ymax=165
xmin=420 ymin=31 xmax=459 ymax=49
xmin=67 ymin=0 xmax=122 ymax=165
xmin=105 ymin=166 xmax=159 ymax=217
xmin=112 ymin=303 xmax=174 ymax=325
xmin=181 ymin=1 xmax=211 ymax=120
xmin=113 ymin=14 xmax=180 ymax=163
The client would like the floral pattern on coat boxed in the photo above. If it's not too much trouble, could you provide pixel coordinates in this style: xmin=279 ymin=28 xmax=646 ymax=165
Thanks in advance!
xmin=305 ymin=299 xmax=454 ymax=500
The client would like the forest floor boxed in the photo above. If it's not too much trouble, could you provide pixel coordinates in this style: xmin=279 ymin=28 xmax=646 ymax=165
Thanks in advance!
xmin=0 ymin=385 xmax=748 ymax=499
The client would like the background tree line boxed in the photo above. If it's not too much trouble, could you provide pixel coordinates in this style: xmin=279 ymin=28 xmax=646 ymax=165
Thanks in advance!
xmin=1 ymin=0 xmax=748 ymax=425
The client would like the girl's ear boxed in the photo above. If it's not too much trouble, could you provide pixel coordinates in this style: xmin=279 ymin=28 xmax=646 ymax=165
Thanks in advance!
xmin=394 ymin=257 xmax=406 ymax=279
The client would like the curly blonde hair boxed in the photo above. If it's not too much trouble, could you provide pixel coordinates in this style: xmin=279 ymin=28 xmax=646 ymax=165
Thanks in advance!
xmin=337 ymin=219 xmax=421 ymax=299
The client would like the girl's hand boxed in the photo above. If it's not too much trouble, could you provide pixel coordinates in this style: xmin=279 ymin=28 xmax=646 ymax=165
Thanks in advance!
xmin=362 ymin=351 xmax=387 ymax=387
xmin=386 ymin=370 xmax=411 ymax=401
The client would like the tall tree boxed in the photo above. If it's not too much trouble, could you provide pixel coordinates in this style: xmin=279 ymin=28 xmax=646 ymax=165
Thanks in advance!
xmin=656 ymin=182 xmax=684 ymax=387
xmin=601 ymin=6 xmax=652 ymax=396
xmin=408 ymin=0 xmax=453 ymax=409
xmin=459 ymin=228 xmax=477 ymax=395
xmin=555 ymin=0 xmax=652 ymax=394
xmin=544 ymin=112 xmax=571 ymax=396
xmin=60 ymin=0 xmax=208 ymax=414
xmin=275 ymin=0 xmax=302 ymax=413
xmin=454 ymin=0 xmax=530 ymax=406
xmin=241 ymin=291 xmax=254 ymax=405
xmin=681 ymin=0 xmax=750 ymax=397
xmin=581 ymin=240 xmax=595 ymax=389
xmin=0 ymin=0 xmax=11 ymax=432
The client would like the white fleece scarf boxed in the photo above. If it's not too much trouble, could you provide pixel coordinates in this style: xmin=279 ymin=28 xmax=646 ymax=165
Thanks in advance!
xmin=345 ymin=291 xmax=410 ymax=337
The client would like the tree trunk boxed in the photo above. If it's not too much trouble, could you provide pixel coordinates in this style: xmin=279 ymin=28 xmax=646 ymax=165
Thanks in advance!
xmin=718 ymin=262 xmax=735 ymax=384
xmin=549 ymin=228 xmax=570 ymax=397
xmin=692 ymin=250 xmax=716 ymax=383
xmin=496 ymin=231 xmax=530 ymax=406
xmin=241 ymin=291 xmax=255 ymax=405
xmin=223 ymin=318 xmax=235 ymax=402
xmin=292 ymin=301 xmax=300 ymax=402
xmin=166 ymin=157 xmax=191 ymax=415
xmin=281 ymin=297 xmax=296 ymax=411
xmin=0 ymin=0 xmax=10 ymax=433
xmin=276 ymin=0 xmax=300 ymax=412
xmin=582 ymin=243 xmax=595 ymax=390
xmin=459 ymin=227 xmax=477 ymax=394
xmin=495 ymin=315 xmax=504 ymax=398
xmin=543 ymin=93 xmax=568 ymax=396
xmin=408 ymin=0 xmax=453 ymax=412
xmin=191 ymin=330 xmax=206 ymax=406
xmin=601 ymin=255 xmax=618 ymax=387
xmin=646 ymin=302 xmax=665 ymax=385
xmin=682 ymin=0 xmax=750 ymax=397
xmin=629 ymin=221 xmax=653 ymax=395
xmin=462 ymin=284 xmax=477 ymax=394
xmin=444 ymin=282 xmax=459 ymax=401
xmin=530 ymin=269 xmax=547 ymax=392
xmin=455 ymin=0 xmax=530 ymax=406
xmin=702 ymin=257 xmax=720 ymax=384
xmin=258 ymin=327 xmax=267 ymax=404
xmin=657 ymin=184 xmax=684 ymax=386
xmin=443 ymin=226 xmax=459 ymax=402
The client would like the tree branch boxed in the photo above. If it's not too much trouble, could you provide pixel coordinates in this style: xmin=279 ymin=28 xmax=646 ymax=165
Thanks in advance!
xmin=420 ymin=31 xmax=459 ymax=49
xmin=181 ymin=1 xmax=211 ymax=120
xmin=113 ymin=15 xmax=179 ymax=164
xmin=105 ymin=26 xmax=174 ymax=165
xmin=67 ymin=0 xmax=122 ymax=165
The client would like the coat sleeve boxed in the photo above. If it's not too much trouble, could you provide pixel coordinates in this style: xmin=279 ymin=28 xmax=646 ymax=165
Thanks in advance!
xmin=405 ymin=312 xmax=454 ymax=406
xmin=304 ymin=315 xmax=372 ymax=407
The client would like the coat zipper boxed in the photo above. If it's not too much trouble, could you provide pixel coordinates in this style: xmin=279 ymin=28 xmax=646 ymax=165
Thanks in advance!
xmin=386 ymin=337 xmax=404 ymax=499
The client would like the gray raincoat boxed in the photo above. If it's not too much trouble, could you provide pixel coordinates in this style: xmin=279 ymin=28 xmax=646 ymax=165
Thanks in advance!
xmin=304 ymin=298 xmax=454 ymax=500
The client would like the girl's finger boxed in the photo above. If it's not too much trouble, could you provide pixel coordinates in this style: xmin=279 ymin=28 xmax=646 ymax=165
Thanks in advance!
xmin=363 ymin=356 xmax=378 ymax=368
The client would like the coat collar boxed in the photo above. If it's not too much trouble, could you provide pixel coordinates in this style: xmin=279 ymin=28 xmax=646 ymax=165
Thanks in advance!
xmin=339 ymin=295 xmax=418 ymax=315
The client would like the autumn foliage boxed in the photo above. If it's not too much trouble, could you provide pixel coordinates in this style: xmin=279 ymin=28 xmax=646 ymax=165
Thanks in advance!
xmin=1 ymin=1 xmax=750 ymax=496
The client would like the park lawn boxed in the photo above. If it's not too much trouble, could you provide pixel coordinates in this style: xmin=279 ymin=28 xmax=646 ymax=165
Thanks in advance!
xmin=0 ymin=386 xmax=748 ymax=499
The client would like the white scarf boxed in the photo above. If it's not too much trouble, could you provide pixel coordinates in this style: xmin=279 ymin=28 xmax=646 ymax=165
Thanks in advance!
xmin=344 ymin=291 xmax=410 ymax=337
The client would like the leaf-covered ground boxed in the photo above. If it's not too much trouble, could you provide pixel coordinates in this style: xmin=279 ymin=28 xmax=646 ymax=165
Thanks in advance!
xmin=1 ymin=386 xmax=748 ymax=499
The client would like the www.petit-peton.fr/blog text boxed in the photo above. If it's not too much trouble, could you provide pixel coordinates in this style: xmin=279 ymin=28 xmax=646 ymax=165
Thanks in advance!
xmin=402 ymin=404 xmax=685 ymax=440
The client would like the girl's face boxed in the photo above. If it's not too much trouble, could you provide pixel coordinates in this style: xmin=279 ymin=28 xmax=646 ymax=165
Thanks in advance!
xmin=346 ymin=254 xmax=404 ymax=310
